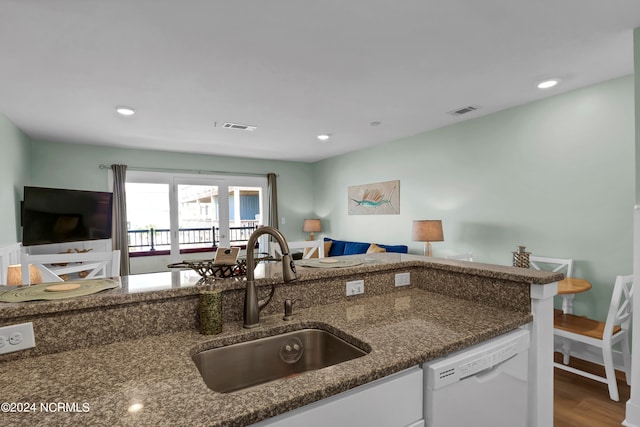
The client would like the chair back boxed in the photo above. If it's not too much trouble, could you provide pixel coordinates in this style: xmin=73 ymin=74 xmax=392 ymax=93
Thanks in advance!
xmin=530 ymin=256 xmax=574 ymax=278
xmin=21 ymin=250 xmax=121 ymax=284
xmin=604 ymin=275 xmax=634 ymax=340
xmin=446 ymin=252 xmax=474 ymax=262
xmin=271 ymin=240 xmax=325 ymax=259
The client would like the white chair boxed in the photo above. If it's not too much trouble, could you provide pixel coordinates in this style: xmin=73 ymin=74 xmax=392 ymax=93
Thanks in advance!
xmin=529 ymin=255 xmax=574 ymax=278
xmin=530 ymin=255 xmax=575 ymax=362
xmin=553 ymin=274 xmax=633 ymax=401
xmin=530 ymin=256 xmax=574 ymax=313
xmin=270 ymin=240 xmax=325 ymax=259
xmin=446 ymin=252 xmax=474 ymax=262
xmin=20 ymin=250 xmax=121 ymax=284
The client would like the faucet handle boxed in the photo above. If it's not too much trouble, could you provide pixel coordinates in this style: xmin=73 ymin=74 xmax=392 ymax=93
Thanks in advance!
xmin=283 ymin=298 xmax=300 ymax=321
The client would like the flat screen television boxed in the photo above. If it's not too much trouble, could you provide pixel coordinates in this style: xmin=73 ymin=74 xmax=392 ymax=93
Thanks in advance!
xmin=22 ymin=186 xmax=113 ymax=246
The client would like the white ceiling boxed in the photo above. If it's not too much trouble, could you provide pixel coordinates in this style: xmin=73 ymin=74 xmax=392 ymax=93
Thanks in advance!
xmin=1 ymin=1 xmax=639 ymax=163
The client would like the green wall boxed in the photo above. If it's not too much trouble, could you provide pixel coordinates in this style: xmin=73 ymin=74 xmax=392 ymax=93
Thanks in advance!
xmin=29 ymin=141 xmax=315 ymax=241
xmin=0 ymin=113 xmax=30 ymax=245
xmin=313 ymin=76 xmax=635 ymax=321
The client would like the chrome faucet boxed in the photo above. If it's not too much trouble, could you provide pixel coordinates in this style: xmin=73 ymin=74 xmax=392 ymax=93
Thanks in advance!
xmin=243 ymin=226 xmax=298 ymax=328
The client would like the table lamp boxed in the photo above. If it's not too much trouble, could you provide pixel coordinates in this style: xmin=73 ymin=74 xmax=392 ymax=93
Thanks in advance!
xmin=6 ymin=264 xmax=43 ymax=286
xmin=303 ymin=219 xmax=322 ymax=240
xmin=412 ymin=220 xmax=444 ymax=257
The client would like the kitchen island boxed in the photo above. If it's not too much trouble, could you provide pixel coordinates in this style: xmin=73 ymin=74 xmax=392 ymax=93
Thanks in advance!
xmin=0 ymin=254 xmax=561 ymax=426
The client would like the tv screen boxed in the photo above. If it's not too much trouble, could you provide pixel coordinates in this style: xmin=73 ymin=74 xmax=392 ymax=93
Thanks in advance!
xmin=22 ymin=186 xmax=113 ymax=246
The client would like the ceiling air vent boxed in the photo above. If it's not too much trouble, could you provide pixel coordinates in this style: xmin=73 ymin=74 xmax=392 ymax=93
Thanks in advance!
xmin=222 ymin=122 xmax=257 ymax=131
xmin=447 ymin=105 xmax=480 ymax=116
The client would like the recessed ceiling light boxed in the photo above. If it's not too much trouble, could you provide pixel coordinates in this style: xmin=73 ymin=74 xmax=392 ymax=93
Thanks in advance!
xmin=537 ymin=80 xmax=559 ymax=89
xmin=317 ymin=134 xmax=331 ymax=141
xmin=116 ymin=106 xmax=136 ymax=116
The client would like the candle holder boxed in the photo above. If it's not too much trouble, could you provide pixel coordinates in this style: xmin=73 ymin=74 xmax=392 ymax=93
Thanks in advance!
xmin=512 ymin=246 xmax=531 ymax=268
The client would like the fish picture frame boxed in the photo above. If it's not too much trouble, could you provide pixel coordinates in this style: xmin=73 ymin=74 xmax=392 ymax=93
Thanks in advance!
xmin=348 ymin=180 xmax=400 ymax=215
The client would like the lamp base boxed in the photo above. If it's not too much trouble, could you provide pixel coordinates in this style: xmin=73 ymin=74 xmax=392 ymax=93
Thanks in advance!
xmin=423 ymin=242 xmax=433 ymax=257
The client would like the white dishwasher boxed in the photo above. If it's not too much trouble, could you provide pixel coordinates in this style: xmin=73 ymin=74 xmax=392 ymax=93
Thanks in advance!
xmin=423 ymin=328 xmax=530 ymax=427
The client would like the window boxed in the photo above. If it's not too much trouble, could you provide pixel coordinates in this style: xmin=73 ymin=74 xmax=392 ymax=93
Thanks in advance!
xmin=125 ymin=171 xmax=267 ymax=262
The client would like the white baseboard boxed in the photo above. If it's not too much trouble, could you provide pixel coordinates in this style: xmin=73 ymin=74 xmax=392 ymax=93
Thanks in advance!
xmin=624 ymin=400 xmax=640 ymax=427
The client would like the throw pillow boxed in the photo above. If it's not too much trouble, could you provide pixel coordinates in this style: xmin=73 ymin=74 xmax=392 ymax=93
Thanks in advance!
xmin=366 ymin=243 xmax=387 ymax=254
xmin=325 ymin=238 xmax=347 ymax=257
xmin=323 ymin=240 xmax=332 ymax=257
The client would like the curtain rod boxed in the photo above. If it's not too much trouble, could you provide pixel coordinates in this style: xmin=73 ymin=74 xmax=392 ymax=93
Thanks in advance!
xmin=99 ymin=164 xmax=275 ymax=178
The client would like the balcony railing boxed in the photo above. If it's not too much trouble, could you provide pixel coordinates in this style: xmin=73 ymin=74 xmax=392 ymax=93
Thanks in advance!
xmin=128 ymin=224 xmax=260 ymax=252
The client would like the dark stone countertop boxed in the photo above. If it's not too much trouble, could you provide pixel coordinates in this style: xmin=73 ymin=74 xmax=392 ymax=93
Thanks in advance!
xmin=0 ymin=287 xmax=531 ymax=426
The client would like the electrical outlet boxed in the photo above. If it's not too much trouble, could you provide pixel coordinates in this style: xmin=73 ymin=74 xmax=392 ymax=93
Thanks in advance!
xmin=9 ymin=332 xmax=23 ymax=345
xmin=346 ymin=279 xmax=365 ymax=296
xmin=0 ymin=322 xmax=35 ymax=355
xmin=395 ymin=272 xmax=411 ymax=287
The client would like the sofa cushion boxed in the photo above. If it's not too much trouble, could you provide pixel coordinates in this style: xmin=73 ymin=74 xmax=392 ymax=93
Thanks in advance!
xmin=344 ymin=242 xmax=371 ymax=255
xmin=379 ymin=244 xmax=409 ymax=253
xmin=324 ymin=237 xmax=408 ymax=256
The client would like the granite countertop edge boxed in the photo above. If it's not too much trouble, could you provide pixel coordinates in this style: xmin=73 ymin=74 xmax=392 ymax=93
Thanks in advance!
xmin=0 ymin=255 xmax=561 ymax=319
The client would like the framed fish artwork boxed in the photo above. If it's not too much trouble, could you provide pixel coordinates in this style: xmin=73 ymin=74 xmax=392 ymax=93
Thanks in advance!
xmin=348 ymin=180 xmax=400 ymax=215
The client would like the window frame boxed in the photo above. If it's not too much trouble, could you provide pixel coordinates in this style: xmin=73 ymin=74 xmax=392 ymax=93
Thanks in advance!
xmin=122 ymin=170 xmax=268 ymax=262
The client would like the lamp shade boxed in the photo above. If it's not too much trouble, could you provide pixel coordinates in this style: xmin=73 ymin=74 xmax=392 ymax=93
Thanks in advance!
xmin=6 ymin=264 xmax=43 ymax=286
xmin=303 ymin=219 xmax=322 ymax=233
xmin=412 ymin=220 xmax=444 ymax=242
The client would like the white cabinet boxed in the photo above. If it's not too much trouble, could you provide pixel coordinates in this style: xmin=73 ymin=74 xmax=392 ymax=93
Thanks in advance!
xmin=252 ymin=366 xmax=424 ymax=427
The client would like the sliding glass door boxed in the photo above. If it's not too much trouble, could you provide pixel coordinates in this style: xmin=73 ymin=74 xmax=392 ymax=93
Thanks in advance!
xmin=126 ymin=171 xmax=267 ymax=263
xmin=125 ymin=180 xmax=172 ymax=254
xmin=174 ymin=178 xmax=226 ymax=256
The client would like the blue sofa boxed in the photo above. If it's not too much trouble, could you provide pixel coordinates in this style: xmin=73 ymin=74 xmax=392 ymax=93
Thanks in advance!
xmin=323 ymin=237 xmax=408 ymax=256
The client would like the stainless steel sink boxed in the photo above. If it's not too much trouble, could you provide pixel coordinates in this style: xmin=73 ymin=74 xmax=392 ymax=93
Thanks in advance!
xmin=192 ymin=328 xmax=369 ymax=393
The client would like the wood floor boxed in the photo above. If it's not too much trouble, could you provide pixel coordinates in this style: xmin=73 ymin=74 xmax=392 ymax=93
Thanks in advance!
xmin=554 ymin=353 xmax=630 ymax=427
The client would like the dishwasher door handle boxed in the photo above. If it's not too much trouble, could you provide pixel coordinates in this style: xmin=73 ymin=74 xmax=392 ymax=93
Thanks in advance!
xmin=471 ymin=364 xmax=504 ymax=383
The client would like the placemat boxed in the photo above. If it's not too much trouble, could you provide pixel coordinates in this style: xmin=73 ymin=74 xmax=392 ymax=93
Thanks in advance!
xmin=296 ymin=258 xmax=363 ymax=268
xmin=0 ymin=278 xmax=120 ymax=303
